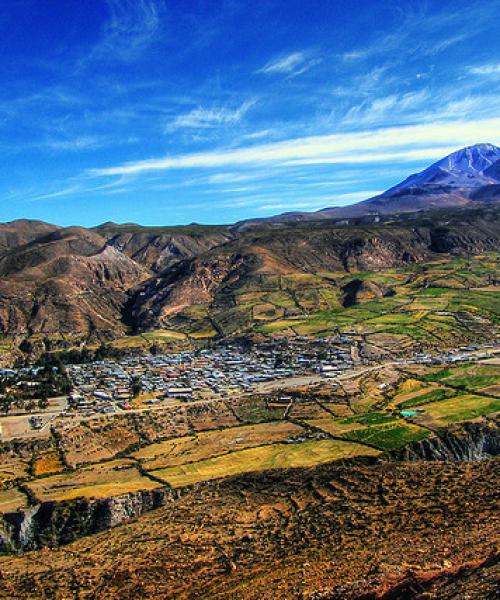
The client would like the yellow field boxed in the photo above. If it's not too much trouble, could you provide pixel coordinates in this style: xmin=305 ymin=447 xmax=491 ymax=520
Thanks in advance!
xmin=132 ymin=421 xmax=304 ymax=470
xmin=0 ymin=488 xmax=28 ymax=513
xmin=26 ymin=460 xmax=161 ymax=502
xmin=306 ymin=418 xmax=369 ymax=436
xmin=150 ymin=439 xmax=380 ymax=488
xmin=388 ymin=383 xmax=439 ymax=408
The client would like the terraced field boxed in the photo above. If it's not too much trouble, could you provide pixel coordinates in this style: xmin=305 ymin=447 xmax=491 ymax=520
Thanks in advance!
xmin=26 ymin=459 xmax=161 ymax=503
xmin=247 ymin=256 xmax=499 ymax=347
xmin=150 ymin=439 xmax=380 ymax=488
xmin=132 ymin=421 xmax=304 ymax=470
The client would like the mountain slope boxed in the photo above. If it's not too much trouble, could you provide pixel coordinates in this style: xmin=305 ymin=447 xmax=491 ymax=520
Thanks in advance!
xmin=0 ymin=227 xmax=148 ymax=340
xmin=94 ymin=222 xmax=233 ymax=272
xmin=126 ymin=206 xmax=500 ymax=340
xmin=385 ymin=142 xmax=500 ymax=192
xmin=0 ymin=219 xmax=60 ymax=254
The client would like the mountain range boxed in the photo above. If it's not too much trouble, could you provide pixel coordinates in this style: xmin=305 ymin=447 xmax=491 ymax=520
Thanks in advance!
xmin=0 ymin=144 xmax=499 ymax=353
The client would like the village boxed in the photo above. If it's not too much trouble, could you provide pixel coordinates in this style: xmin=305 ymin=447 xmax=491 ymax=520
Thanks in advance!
xmin=64 ymin=335 xmax=359 ymax=414
xmin=0 ymin=334 xmax=497 ymax=441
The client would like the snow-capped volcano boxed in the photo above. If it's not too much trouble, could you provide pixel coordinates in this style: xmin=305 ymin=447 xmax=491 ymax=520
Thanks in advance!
xmin=384 ymin=143 xmax=500 ymax=195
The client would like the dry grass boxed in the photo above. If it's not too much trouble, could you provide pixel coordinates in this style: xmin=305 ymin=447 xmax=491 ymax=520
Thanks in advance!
xmin=150 ymin=439 xmax=380 ymax=488
xmin=33 ymin=452 xmax=64 ymax=476
xmin=133 ymin=421 xmax=304 ymax=470
xmin=26 ymin=460 xmax=161 ymax=502
xmin=0 ymin=488 xmax=28 ymax=513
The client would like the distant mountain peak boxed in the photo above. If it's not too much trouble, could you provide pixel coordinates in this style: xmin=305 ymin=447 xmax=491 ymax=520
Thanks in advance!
xmin=385 ymin=143 xmax=500 ymax=196
xmin=440 ymin=143 xmax=500 ymax=173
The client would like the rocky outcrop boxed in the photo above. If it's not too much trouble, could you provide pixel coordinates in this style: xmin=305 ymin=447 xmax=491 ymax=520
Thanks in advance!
xmin=389 ymin=421 xmax=500 ymax=462
xmin=99 ymin=225 xmax=233 ymax=272
xmin=0 ymin=487 xmax=174 ymax=552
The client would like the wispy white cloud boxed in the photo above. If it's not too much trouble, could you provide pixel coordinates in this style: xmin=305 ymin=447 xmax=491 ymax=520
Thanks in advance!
xmin=341 ymin=88 xmax=500 ymax=129
xmin=340 ymin=4 xmax=497 ymax=64
xmin=166 ymin=100 xmax=256 ymax=130
xmin=83 ymin=0 xmax=162 ymax=65
xmin=43 ymin=136 xmax=102 ymax=152
xmin=257 ymin=51 xmax=320 ymax=76
xmin=342 ymin=90 xmax=430 ymax=125
xmin=241 ymin=129 xmax=277 ymax=140
xmin=256 ymin=190 xmax=383 ymax=212
xmin=467 ymin=62 xmax=500 ymax=77
xmin=90 ymin=117 xmax=500 ymax=177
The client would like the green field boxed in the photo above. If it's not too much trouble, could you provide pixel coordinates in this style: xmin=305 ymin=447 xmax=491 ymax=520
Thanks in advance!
xmin=341 ymin=421 xmax=430 ymax=450
xmin=417 ymin=394 xmax=500 ymax=425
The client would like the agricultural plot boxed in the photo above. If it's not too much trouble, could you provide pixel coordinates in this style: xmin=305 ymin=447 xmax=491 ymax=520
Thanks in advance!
xmin=132 ymin=421 xmax=304 ymax=470
xmin=248 ymin=255 xmax=499 ymax=349
xmin=423 ymin=364 xmax=500 ymax=393
xmin=341 ymin=420 xmax=430 ymax=450
xmin=33 ymin=451 xmax=65 ymax=476
xmin=414 ymin=394 xmax=500 ymax=427
xmin=309 ymin=411 xmax=431 ymax=450
xmin=0 ymin=488 xmax=27 ymax=513
xmin=26 ymin=460 xmax=160 ymax=503
xmin=0 ymin=455 xmax=30 ymax=486
xmin=150 ymin=439 xmax=380 ymax=488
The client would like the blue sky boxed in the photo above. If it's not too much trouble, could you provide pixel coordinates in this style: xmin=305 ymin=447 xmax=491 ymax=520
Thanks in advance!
xmin=1 ymin=0 xmax=500 ymax=226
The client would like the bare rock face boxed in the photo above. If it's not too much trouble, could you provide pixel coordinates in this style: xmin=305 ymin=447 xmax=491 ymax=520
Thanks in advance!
xmin=1 ymin=488 xmax=174 ymax=551
xmin=390 ymin=420 xmax=500 ymax=462
xmin=95 ymin=222 xmax=233 ymax=271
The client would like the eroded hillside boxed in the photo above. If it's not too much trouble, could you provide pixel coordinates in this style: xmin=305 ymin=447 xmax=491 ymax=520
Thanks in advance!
xmin=0 ymin=207 xmax=498 ymax=361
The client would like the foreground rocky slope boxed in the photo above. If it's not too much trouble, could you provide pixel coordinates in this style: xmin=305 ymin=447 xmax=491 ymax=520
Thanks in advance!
xmin=1 ymin=418 xmax=497 ymax=553
xmin=0 ymin=457 xmax=497 ymax=599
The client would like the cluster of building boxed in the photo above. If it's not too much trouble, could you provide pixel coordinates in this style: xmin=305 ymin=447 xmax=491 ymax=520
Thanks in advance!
xmin=406 ymin=343 xmax=498 ymax=366
xmin=65 ymin=336 xmax=359 ymax=414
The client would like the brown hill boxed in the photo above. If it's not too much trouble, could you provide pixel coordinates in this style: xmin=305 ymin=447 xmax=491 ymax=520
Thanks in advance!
xmin=0 ymin=219 xmax=60 ymax=253
xmin=0 ymin=206 xmax=498 ymax=347
xmin=94 ymin=222 xmax=232 ymax=271
xmin=0 ymin=227 xmax=148 ymax=339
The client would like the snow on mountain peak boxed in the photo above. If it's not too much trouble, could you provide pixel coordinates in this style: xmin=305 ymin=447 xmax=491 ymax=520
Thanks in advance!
xmin=385 ymin=143 xmax=500 ymax=196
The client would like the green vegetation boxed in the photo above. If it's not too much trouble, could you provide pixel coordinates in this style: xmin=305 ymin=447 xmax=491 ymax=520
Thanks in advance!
xmin=398 ymin=388 xmax=458 ymax=409
xmin=342 ymin=422 xmax=430 ymax=450
xmin=342 ymin=412 xmax=396 ymax=426
xmin=423 ymin=364 xmax=500 ymax=391
xmin=419 ymin=394 xmax=500 ymax=425
xmin=240 ymin=254 xmax=500 ymax=350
